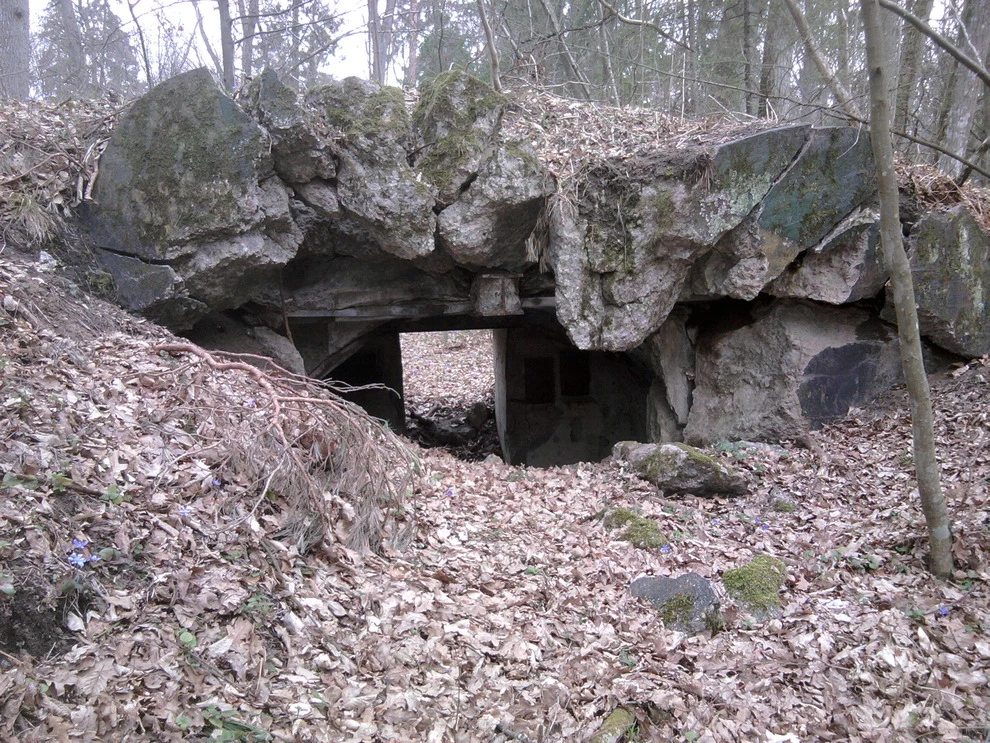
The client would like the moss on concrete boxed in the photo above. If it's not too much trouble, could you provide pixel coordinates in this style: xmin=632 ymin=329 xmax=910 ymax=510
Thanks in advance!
xmin=723 ymin=555 xmax=787 ymax=611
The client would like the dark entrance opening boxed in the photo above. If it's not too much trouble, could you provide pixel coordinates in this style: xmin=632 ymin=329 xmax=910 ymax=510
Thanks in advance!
xmin=289 ymin=313 xmax=652 ymax=467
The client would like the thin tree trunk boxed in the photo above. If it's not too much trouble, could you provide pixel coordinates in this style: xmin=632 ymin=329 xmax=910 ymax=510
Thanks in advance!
xmin=936 ymin=0 xmax=990 ymax=177
xmin=783 ymin=0 xmax=862 ymax=118
xmin=599 ymin=12 xmax=621 ymax=105
xmin=861 ymin=0 xmax=954 ymax=578
xmin=237 ymin=0 xmax=259 ymax=81
xmin=217 ymin=0 xmax=236 ymax=89
xmin=758 ymin=9 xmax=776 ymax=117
xmin=128 ymin=0 xmax=155 ymax=87
xmin=476 ymin=0 xmax=502 ymax=91
xmin=403 ymin=0 xmax=420 ymax=87
xmin=0 ymin=0 xmax=30 ymax=99
xmin=893 ymin=0 xmax=935 ymax=136
xmin=193 ymin=0 xmax=224 ymax=79
xmin=536 ymin=0 xmax=593 ymax=99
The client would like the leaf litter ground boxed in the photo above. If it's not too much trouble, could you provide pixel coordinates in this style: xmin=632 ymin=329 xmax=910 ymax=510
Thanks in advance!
xmin=1 ymin=253 xmax=989 ymax=742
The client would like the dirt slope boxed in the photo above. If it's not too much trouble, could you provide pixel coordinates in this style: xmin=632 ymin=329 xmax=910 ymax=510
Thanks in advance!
xmin=1 ymin=252 xmax=988 ymax=743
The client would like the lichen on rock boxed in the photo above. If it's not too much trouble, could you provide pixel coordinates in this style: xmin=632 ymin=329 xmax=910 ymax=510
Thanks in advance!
xmin=412 ymin=71 xmax=508 ymax=204
xmin=612 ymin=441 xmax=747 ymax=497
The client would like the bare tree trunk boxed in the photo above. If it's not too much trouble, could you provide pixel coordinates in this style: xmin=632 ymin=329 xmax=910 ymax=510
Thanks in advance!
xmin=128 ymin=0 xmax=155 ymax=87
xmin=893 ymin=0 xmax=934 ymax=136
xmin=403 ymin=0 xmax=420 ymax=87
xmin=0 ymin=0 xmax=30 ymax=99
xmin=536 ymin=0 xmax=593 ymax=99
xmin=783 ymin=0 xmax=862 ymax=118
xmin=758 ymin=11 xmax=777 ymax=117
xmin=217 ymin=0 xmax=236 ymax=89
xmin=237 ymin=0 xmax=259 ymax=81
xmin=936 ymin=0 xmax=990 ymax=177
xmin=476 ymin=0 xmax=502 ymax=91
xmin=599 ymin=12 xmax=621 ymax=105
xmin=861 ymin=0 xmax=954 ymax=578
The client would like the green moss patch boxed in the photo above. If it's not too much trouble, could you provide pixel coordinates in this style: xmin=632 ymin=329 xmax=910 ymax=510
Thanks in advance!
xmin=659 ymin=593 xmax=695 ymax=626
xmin=722 ymin=555 xmax=787 ymax=611
xmin=602 ymin=508 xmax=666 ymax=550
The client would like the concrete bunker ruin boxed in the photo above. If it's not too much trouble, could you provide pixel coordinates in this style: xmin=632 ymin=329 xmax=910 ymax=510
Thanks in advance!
xmin=285 ymin=301 xmax=653 ymax=466
xmin=83 ymin=68 xmax=990 ymax=466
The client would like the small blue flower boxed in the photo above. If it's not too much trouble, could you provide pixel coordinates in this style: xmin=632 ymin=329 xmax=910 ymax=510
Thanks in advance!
xmin=88 ymin=554 xmax=101 ymax=563
xmin=72 ymin=537 xmax=88 ymax=550
xmin=753 ymin=517 xmax=762 ymax=525
xmin=67 ymin=552 xmax=86 ymax=567
xmin=211 ymin=477 xmax=222 ymax=488
xmin=445 ymin=487 xmax=454 ymax=497
xmin=178 ymin=505 xmax=192 ymax=517
xmin=937 ymin=605 xmax=949 ymax=617
xmin=660 ymin=544 xmax=672 ymax=554
xmin=711 ymin=518 xmax=722 ymax=526
xmin=761 ymin=523 xmax=770 ymax=531
xmin=245 ymin=399 xmax=257 ymax=408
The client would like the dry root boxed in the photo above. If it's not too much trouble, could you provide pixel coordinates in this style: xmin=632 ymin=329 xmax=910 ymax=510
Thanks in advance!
xmin=154 ymin=343 xmax=416 ymax=554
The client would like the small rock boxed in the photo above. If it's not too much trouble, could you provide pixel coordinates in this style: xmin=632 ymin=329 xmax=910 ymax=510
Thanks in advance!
xmin=630 ymin=572 xmax=720 ymax=633
xmin=466 ymin=401 xmax=489 ymax=430
xmin=613 ymin=441 xmax=747 ymax=497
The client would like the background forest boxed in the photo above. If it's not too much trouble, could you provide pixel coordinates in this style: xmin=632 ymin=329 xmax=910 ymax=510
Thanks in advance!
xmin=0 ymin=0 xmax=988 ymax=182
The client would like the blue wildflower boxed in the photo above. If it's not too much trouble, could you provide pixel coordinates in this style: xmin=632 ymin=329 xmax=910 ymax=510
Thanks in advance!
xmin=753 ymin=517 xmax=762 ymax=525
xmin=246 ymin=399 xmax=257 ymax=408
xmin=67 ymin=552 xmax=86 ymax=567
xmin=211 ymin=477 xmax=222 ymax=488
xmin=445 ymin=487 xmax=454 ymax=497
xmin=88 ymin=554 xmax=101 ymax=563
xmin=761 ymin=523 xmax=770 ymax=531
xmin=937 ymin=606 xmax=949 ymax=617
xmin=72 ymin=537 xmax=88 ymax=550
xmin=178 ymin=505 xmax=192 ymax=517
xmin=711 ymin=518 xmax=722 ymax=526
xmin=660 ymin=544 xmax=672 ymax=554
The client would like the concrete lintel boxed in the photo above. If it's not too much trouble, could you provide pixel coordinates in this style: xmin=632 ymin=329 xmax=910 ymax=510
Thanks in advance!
xmin=287 ymin=297 xmax=556 ymax=321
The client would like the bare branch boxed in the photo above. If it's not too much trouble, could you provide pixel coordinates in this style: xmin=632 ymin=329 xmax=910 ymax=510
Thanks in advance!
xmin=594 ymin=0 xmax=692 ymax=51
xmin=781 ymin=0 xmax=862 ymax=118
xmin=879 ymin=0 xmax=990 ymax=89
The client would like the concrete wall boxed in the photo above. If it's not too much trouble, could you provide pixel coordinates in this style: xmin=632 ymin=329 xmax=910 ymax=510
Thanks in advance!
xmin=494 ymin=325 xmax=650 ymax=466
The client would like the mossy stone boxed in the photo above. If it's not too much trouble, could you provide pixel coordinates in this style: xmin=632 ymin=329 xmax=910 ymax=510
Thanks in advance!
xmin=723 ymin=555 xmax=787 ymax=611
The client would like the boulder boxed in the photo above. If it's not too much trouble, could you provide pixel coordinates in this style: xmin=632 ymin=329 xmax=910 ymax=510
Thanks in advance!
xmin=306 ymin=78 xmax=436 ymax=261
xmin=96 ymin=250 xmax=206 ymax=331
xmin=275 ymin=255 xmax=472 ymax=315
xmin=630 ymin=573 xmax=720 ymax=633
xmin=552 ymin=126 xmax=815 ymax=351
xmin=612 ymin=441 xmax=747 ymax=496
xmin=245 ymin=67 xmax=336 ymax=184
xmin=688 ymin=127 xmax=877 ymax=300
xmin=184 ymin=311 xmax=305 ymax=375
xmin=411 ymin=71 xmax=507 ymax=205
xmin=684 ymin=301 xmax=902 ymax=444
xmin=894 ymin=206 xmax=990 ymax=357
xmin=83 ymin=67 xmax=301 ymax=328
xmin=437 ymin=142 xmax=550 ymax=270
xmin=768 ymin=216 xmax=888 ymax=304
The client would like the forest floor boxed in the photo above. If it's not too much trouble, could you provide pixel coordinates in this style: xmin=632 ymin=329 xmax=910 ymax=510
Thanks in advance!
xmin=1 ymin=251 xmax=989 ymax=743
